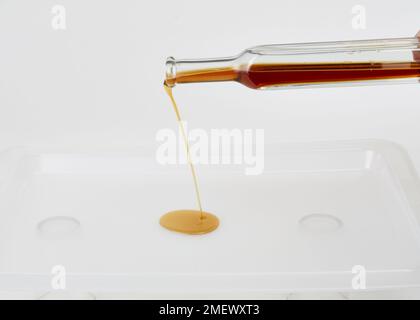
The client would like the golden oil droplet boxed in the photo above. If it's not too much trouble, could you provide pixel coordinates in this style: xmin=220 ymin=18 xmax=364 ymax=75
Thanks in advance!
xmin=160 ymin=210 xmax=219 ymax=235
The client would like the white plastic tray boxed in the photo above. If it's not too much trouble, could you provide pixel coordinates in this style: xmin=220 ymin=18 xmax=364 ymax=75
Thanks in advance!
xmin=1 ymin=140 xmax=420 ymax=297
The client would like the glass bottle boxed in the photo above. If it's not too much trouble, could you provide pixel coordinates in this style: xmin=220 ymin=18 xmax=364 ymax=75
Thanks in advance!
xmin=165 ymin=36 xmax=420 ymax=90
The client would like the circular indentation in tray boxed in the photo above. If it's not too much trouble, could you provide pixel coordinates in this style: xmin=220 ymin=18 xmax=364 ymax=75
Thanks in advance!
xmin=299 ymin=213 xmax=342 ymax=232
xmin=37 ymin=216 xmax=81 ymax=237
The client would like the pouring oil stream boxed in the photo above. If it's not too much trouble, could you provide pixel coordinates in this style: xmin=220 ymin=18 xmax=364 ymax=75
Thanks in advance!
xmin=159 ymin=82 xmax=219 ymax=235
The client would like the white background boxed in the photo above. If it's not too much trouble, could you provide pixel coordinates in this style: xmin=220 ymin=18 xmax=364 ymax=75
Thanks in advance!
xmin=0 ymin=0 xmax=420 ymax=300
xmin=0 ymin=0 xmax=419 ymax=164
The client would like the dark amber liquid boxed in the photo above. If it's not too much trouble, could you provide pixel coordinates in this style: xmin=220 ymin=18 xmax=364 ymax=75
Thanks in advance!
xmin=168 ymin=61 xmax=420 ymax=89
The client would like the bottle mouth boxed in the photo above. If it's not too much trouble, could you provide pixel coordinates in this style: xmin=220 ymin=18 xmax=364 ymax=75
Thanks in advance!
xmin=165 ymin=56 xmax=177 ymax=87
xmin=164 ymin=55 xmax=237 ymax=87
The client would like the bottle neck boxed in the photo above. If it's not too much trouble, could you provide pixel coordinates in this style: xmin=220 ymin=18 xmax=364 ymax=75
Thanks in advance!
xmin=165 ymin=56 xmax=238 ymax=87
